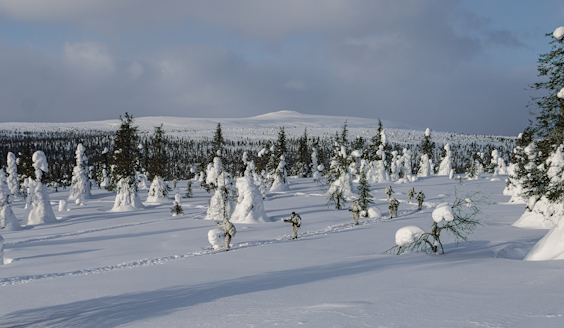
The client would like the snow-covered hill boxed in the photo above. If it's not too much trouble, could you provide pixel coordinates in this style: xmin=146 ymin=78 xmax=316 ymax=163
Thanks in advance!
xmin=0 ymin=110 xmax=513 ymax=145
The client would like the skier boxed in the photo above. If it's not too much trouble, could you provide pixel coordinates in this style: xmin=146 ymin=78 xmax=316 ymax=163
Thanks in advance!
xmin=216 ymin=217 xmax=236 ymax=251
xmin=349 ymin=201 xmax=362 ymax=225
xmin=416 ymin=190 xmax=425 ymax=210
xmin=388 ymin=197 xmax=399 ymax=219
xmin=284 ymin=212 xmax=302 ymax=239
xmin=407 ymin=187 xmax=415 ymax=203
xmin=385 ymin=185 xmax=394 ymax=200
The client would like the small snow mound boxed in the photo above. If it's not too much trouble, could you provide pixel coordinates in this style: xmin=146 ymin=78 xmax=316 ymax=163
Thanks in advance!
xmin=395 ymin=226 xmax=425 ymax=246
xmin=432 ymin=203 xmax=454 ymax=222
xmin=395 ymin=178 xmax=409 ymax=184
xmin=367 ymin=207 xmax=382 ymax=218
xmin=554 ymin=26 xmax=564 ymax=40
xmin=208 ymin=229 xmax=225 ymax=250
xmin=437 ymin=194 xmax=448 ymax=197
xmin=490 ymin=178 xmax=502 ymax=182
xmin=558 ymin=87 xmax=564 ymax=99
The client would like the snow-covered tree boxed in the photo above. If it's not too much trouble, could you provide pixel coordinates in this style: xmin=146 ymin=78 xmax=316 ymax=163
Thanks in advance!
xmin=270 ymin=155 xmax=289 ymax=192
xmin=385 ymin=191 xmax=484 ymax=255
xmin=110 ymin=114 xmax=144 ymax=211
xmin=417 ymin=128 xmax=434 ymax=177
xmin=0 ymin=170 xmax=22 ymax=230
xmin=206 ymin=156 xmax=223 ymax=191
xmin=437 ymin=143 xmax=452 ymax=176
xmin=111 ymin=178 xmax=145 ymax=211
xmin=205 ymin=172 xmax=235 ymax=220
xmin=326 ymin=125 xmax=356 ymax=209
xmin=295 ymin=128 xmax=311 ymax=177
xmin=170 ymin=193 xmax=183 ymax=216
xmin=186 ymin=181 xmax=193 ymax=198
xmin=69 ymin=143 xmax=91 ymax=201
xmin=6 ymin=152 xmax=20 ymax=197
xmin=27 ymin=151 xmax=57 ymax=225
xmin=146 ymin=176 xmax=168 ymax=203
xmin=231 ymin=175 xmax=270 ymax=223
xmin=356 ymin=168 xmax=374 ymax=217
xmin=311 ymin=147 xmax=322 ymax=181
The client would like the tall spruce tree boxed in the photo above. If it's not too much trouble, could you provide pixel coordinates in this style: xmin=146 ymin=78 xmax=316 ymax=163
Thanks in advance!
xmin=211 ymin=123 xmax=224 ymax=159
xmin=148 ymin=124 xmax=167 ymax=180
xmin=112 ymin=113 xmax=140 ymax=189
xmin=356 ymin=168 xmax=374 ymax=216
xmin=523 ymin=29 xmax=564 ymax=202
xmin=364 ymin=118 xmax=383 ymax=162
xmin=296 ymin=128 xmax=311 ymax=177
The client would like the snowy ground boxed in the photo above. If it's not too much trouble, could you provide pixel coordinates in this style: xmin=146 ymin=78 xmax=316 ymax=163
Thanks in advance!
xmin=1 ymin=175 xmax=562 ymax=327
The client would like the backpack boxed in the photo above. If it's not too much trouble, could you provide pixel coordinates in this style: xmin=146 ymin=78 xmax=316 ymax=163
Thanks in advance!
xmin=227 ymin=222 xmax=236 ymax=236
xmin=294 ymin=215 xmax=301 ymax=228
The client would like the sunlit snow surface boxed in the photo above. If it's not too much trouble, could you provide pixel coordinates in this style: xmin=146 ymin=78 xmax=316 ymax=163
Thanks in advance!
xmin=1 ymin=175 xmax=563 ymax=327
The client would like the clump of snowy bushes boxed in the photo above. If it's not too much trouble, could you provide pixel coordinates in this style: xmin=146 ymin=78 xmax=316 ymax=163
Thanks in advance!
xmin=384 ymin=189 xmax=485 ymax=255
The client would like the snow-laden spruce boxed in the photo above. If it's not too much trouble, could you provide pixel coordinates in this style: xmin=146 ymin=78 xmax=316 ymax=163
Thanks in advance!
xmin=491 ymin=149 xmax=508 ymax=176
xmin=6 ymin=152 xmax=20 ymax=197
xmin=205 ymin=172 xmax=235 ymax=221
xmin=513 ymin=145 xmax=564 ymax=229
xmin=0 ymin=188 xmax=23 ymax=231
xmin=111 ymin=178 xmax=145 ymax=212
xmin=311 ymin=147 xmax=322 ymax=181
xmin=206 ymin=156 xmax=223 ymax=190
xmin=27 ymin=151 xmax=58 ymax=225
xmin=230 ymin=175 xmax=271 ymax=223
xmin=69 ymin=143 xmax=91 ymax=201
xmin=437 ymin=144 xmax=452 ymax=176
xmin=146 ymin=176 xmax=168 ymax=203
xmin=270 ymin=155 xmax=289 ymax=192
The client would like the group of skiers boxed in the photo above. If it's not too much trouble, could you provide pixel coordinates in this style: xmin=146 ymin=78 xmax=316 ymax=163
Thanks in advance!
xmin=215 ymin=186 xmax=426 ymax=252
xmin=385 ymin=186 xmax=425 ymax=219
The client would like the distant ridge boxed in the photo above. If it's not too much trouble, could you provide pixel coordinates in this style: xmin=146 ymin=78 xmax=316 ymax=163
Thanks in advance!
xmin=0 ymin=110 xmax=423 ymax=133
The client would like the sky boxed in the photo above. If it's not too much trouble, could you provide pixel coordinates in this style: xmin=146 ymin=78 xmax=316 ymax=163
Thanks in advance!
xmin=0 ymin=0 xmax=562 ymax=136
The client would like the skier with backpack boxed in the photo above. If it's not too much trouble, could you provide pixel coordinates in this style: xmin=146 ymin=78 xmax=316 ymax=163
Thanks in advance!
xmin=216 ymin=217 xmax=236 ymax=251
xmin=385 ymin=186 xmax=394 ymax=200
xmin=284 ymin=212 xmax=302 ymax=239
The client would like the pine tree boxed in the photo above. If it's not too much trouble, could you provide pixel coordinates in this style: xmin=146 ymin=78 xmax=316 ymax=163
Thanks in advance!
xmin=356 ymin=169 xmax=374 ymax=216
xmin=524 ymin=29 xmax=564 ymax=203
xmin=148 ymin=124 xmax=167 ymax=181
xmin=112 ymin=113 xmax=141 ymax=190
xmin=186 ymin=181 xmax=193 ymax=198
xmin=296 ymin=128 xmax=311 ymax=177
xmin=211 ymin=123 xmax=224 ymax=160
xmin=364 ymin=118 xmax=383 ymax=162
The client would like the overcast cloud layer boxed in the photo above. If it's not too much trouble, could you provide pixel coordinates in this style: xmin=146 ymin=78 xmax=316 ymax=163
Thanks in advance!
xmin=0 ymin=0 xmax=562 ymax=135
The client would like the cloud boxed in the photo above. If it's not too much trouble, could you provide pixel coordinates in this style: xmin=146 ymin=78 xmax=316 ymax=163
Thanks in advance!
xmin=0 ymin=1 xmax=540 ymax=135
xmin=283 ymin=80 xmax=307 ymax=91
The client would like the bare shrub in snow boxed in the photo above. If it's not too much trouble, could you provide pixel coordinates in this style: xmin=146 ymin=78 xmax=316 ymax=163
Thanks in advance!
xmin=384 ymin=189 xmax=486 ymax=255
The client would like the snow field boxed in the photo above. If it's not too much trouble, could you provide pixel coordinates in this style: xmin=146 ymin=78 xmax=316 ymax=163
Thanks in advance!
xmin=1 ymin=176 xmax=563 ymax=327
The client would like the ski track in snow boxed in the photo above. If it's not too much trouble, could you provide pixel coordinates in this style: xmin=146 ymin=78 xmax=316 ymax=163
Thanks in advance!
xmin=0 ymin=217 xmax=386 ymax=287
xmin=4 ymin=214 xmax=200 ymax=247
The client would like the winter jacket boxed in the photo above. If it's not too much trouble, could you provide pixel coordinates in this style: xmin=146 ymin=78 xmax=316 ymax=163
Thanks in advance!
xmin=349 ymin=203 xmax=362 ymax=214
xmin=217 ymin=218 xmax=236 ymax=236
xmin=416 ymin=192 xmax=425 ymax=202
xmin=385 ymin=186 xmax=394 ymax=195
xmin=285 ymin=213 xmax=302 ymax=227
xmin=388 ymin=198 xmax=399 ymax=210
